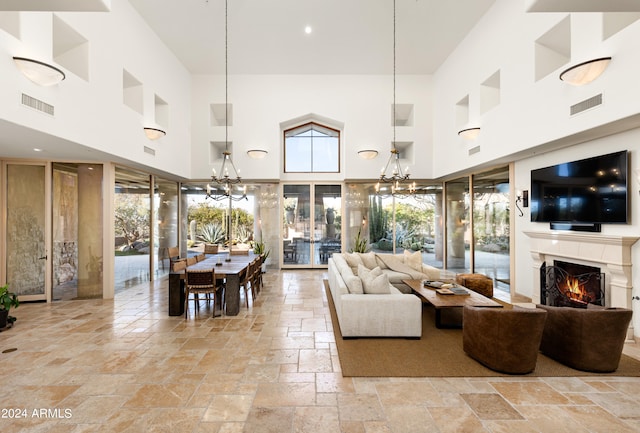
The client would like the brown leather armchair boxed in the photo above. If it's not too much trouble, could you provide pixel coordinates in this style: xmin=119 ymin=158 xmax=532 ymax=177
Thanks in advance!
xmin=463 ymin=305 xmax=547 ymax=374
xmin=536 ymin=304 xmax=632 ymax=372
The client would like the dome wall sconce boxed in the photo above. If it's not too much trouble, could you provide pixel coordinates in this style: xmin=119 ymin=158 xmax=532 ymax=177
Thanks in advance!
xmin=247 ymin=149 xmax=268 ymax=159
xmin=458 ymin=127 xmax=481 ymax=140
xmin=143 ymin=127 xmax=166 ymax=140
xmin=13 ymin=56 xmax=65 ymax=86
xmin=559 ymin=57 xmax=611 ymax=86
xmin=357 ymin=149 xmax=378 ymax=159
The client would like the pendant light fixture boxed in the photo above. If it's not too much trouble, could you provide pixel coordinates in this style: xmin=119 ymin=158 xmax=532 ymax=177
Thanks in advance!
xmin=206 ymin=0 xmax=246 ymax=203
xmin=375 ymin=0 xmax=415 ymax=197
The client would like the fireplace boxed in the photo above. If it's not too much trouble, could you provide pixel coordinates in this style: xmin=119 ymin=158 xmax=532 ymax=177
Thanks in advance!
xmin=540 ymin=260 xmax=604 ymax=308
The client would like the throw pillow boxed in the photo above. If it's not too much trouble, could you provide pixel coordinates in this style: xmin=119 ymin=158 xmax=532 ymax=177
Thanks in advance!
xmin=344 ymin=275 xmax=364 ymax=294
xmin=358 ymin=252 xmax=378 ymax=269
xmin=358 ymin=265 xmax=390 ymax=294
xmin=343 ymin=252 xmax=364 ymax=274
xmin=404 ymin=249 xmax=423 ymax=272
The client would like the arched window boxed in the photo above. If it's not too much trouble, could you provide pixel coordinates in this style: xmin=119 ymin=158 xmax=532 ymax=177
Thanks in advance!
xmin=284 ymin=122 xmax=340 ymax=173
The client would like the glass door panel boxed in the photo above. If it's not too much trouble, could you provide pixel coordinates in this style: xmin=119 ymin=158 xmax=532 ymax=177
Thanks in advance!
xmin=154 ymin=177 xmax=179 ymax=277
xmin=445 ymin=177 xmax=470 ymax=273
xmin=5 ymin=163 xmax=48 ymax=301
xmin=283 ymin=184 xmax=311 ymax=266
xmin=282 ymin=183 xmax=342 ymax=267
xmin=472 ymin=167 xmax=510 ymax=298
xmin=315 ymin=184 xmax=341 ymax=264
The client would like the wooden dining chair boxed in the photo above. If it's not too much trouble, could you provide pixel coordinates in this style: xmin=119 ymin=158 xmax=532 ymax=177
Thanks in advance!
xmin=250 ymin=257 xmax=262 ymax=296
xmin=184 ymin=268 xmax=219 ymax=318
xmin=186 ymin=256 xmax=197 ymax=267
xmin=195 ymin=253 xmax=206 ymax=262
xmin=238 ymin=262 xmax=255 ymax=308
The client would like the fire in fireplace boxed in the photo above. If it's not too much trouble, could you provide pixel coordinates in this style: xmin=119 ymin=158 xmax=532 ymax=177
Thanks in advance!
xmin=540 ymin=261 xmax=604 ymax=308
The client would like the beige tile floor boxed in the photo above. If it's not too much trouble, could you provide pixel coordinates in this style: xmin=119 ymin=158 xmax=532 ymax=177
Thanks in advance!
xmin=1 ymin=269 xmax=640 ymax=432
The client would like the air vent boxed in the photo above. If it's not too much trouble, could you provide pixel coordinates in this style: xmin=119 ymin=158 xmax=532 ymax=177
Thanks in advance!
xmin=570 ymin=94 xmax=603 ymax=116
xmin=143 ymin=146 xmax=155 ymax=156
xmin=468 ymin=145 xmax=480 ymax=155
xmin=21 ymin=93 xmax=54 ymax=116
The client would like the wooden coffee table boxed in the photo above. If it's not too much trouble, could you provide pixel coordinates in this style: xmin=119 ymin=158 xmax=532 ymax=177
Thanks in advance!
xmin=403 ymin=279 xmax=503 ymax=328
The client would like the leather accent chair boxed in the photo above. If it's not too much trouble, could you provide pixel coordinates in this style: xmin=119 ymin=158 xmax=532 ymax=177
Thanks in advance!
xmin=536 ymin=304 xmax=632 ymax=372
xmin=463 ymin=305 xmax=547 ymax=374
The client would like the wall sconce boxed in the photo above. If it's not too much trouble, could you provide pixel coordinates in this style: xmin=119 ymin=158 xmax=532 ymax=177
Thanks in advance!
xmin=458 ymin=127 xmax=481 ymax=140
xmin=559 ymin=57 xmax=611 ymax=86
xmin=247 ymin=149 xmax=268 ymax=159
xmin=515 ymin=189 xmax=529 ymax=217
xmin=13 ymin=56 xmax=65 ymax=86
xmin=358 ymin=149 xmax=378 ymax=159
xmin=143 ymin=127 xmax=166 ymax=140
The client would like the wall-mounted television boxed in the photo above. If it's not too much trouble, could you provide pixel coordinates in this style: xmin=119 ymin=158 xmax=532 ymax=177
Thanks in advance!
xmin=530 ymin=150 xmax=629 ymax=226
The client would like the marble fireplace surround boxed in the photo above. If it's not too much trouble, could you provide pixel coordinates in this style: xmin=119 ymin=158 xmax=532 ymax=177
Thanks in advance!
xmin=525 ymin=231 xmax=638 ymax=339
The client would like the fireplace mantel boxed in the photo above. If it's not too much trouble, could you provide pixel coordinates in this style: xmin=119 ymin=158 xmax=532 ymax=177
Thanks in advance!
xmin=524 ymin=231 xmax=639 ymax=267
xmin=524 ymin=230 xmax=639 ymax=339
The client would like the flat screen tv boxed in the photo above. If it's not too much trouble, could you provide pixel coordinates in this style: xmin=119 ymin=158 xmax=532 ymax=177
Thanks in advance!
xmin=530 ymin=150 xmax=628 ymax=225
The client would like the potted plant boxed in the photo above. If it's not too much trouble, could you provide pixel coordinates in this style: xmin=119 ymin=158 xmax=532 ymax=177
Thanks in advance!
xmin=253 ymin=240 xmax=271 ymax=272
xmin=0 ymin=283 xmax=19 ymax=329
xmin=349 ymin=227 xmax=369 ymax=253
xmin=284 ymin=204 xmax=296 ymax=224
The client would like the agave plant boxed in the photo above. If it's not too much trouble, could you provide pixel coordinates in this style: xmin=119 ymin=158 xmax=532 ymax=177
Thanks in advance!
xmin=198 ymin=223 xmax=225 ymax=244
xmin=349 ymin=227 xmax=369 ymax=253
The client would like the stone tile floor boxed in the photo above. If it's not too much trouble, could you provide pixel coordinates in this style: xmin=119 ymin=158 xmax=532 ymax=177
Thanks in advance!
xmin=1 ymin=269 xmax=640 ymax=432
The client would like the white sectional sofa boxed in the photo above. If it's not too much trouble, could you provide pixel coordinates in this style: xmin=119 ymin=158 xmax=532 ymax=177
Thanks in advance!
xmin=327 ymin=252 xmax=441 ymax=338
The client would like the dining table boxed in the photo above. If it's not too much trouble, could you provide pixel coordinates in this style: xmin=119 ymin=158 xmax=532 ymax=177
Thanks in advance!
xmin=168 ymin=252 xmax=256 ymax=316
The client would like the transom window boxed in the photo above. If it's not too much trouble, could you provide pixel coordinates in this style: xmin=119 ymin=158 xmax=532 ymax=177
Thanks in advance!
xmin=284 ymin=122 xmax=340 ymax=173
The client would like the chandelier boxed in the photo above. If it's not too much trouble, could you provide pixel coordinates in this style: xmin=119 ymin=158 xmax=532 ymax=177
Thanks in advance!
xmin=206 ymin=0 xmax=246 ymax=202
xmin=376 ymin=0 xmax=415 ymax=198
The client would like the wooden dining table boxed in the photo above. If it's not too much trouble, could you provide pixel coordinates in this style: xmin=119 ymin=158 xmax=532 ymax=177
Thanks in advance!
xmin=168 ymin=252 xmax=256 ymax=316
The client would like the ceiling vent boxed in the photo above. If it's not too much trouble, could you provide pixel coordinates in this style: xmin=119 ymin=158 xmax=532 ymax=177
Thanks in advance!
xmin=570 ymin=94 xmax=603 ymax=115
xmin=143 ymin=146 xmax=156 ymax=156
xmin=21 ymin=93 xmax=54 ymax=116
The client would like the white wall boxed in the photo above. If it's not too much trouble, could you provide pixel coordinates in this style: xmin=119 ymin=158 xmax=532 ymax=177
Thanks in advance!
xmin=432 ymin=0 xmax=640 ymax=178
xmin=190 ymin=74 xmax=432 ymax=182
xmin=0 ymin=0 xmax=192 ymax=178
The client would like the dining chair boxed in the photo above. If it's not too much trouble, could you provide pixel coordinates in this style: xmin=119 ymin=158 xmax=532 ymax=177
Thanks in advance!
xmin=184 ymin=268 xmax=219 ymax=318
xmin=195 ymin=253 xmax=206 ymax=262
xmin=238 ymin=261 xmax=255 ymax=308
xmin=186 ymin=256 xmax=197 ymax=267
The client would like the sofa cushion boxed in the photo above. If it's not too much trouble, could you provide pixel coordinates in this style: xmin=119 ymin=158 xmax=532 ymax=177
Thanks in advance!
xmin=343 ymin=252 xmax=364 ymax=274
xmin=358 ymin=252 xmax=378 ymax=269
xmin=403 ymin=250 xmax=423 ymax=272
xmin=358 ymin=265 xmax=391 ymax=294
xmin=344 ymin=274 xmax=364 ymax=294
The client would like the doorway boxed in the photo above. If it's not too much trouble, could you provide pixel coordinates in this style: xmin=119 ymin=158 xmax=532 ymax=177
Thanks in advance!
xmin=282 ymin=183 xmax=342 ymax=268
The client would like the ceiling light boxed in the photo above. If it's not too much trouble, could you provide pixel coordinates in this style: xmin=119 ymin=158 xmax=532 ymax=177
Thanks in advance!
xmin=143 ymin=127 xmax=166 ymax=140
xmin=33 ymin=148 xmax=43 ymax=152
xmin=305 ymin=26 xmax=312 ymax=34
xmin=559 ymin=57 xmax=611 ymax=86
xmin=458 ymin=127 xmax=481 ymax=140
xmin=13 ymin=57 xmax=65 ymax=86
xmin=358 ymin=150 xmax=379 ymax=159
xmin=207 ymin=0 xmax=247 ymax=208
xmin=375 ymin=0 xmax=415 ymax=198
xmin=247 ymin=149 xmax=268 ymax=159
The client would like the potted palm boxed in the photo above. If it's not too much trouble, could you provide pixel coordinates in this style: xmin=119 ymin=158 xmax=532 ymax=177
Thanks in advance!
xmin=0 ymin=283 xmax=19 ymax=329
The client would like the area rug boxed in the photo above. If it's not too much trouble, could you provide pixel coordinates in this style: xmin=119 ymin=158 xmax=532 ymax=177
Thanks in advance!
xmin=324 ymin=281 xmax=640 ymax=377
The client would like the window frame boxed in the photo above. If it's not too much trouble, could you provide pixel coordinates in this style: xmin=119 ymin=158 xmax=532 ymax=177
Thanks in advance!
xmin=283 ymin=121 xmax=341 ymax=174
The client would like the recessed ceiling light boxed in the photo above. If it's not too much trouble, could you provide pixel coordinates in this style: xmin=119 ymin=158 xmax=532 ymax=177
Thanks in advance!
xmin=33 ymin=148 xmax=43 ymax=152
xmin=304 ymin=25 xmax=312 ymax=34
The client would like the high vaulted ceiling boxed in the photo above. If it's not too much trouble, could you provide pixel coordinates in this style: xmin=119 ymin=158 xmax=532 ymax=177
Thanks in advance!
xmin=128 ymin=0 xmax=497 ymax=75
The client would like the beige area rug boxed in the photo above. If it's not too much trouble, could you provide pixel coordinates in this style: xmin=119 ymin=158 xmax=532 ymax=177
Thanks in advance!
xmin=324 ymin=281 xmax=640 ymax=377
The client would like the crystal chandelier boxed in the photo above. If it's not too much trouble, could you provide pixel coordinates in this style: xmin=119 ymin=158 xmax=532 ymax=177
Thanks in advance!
xmin=375 ymin=0 xmax=415 ymax=197
xmin=206 ymin=0 xmax=246 ymax=202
